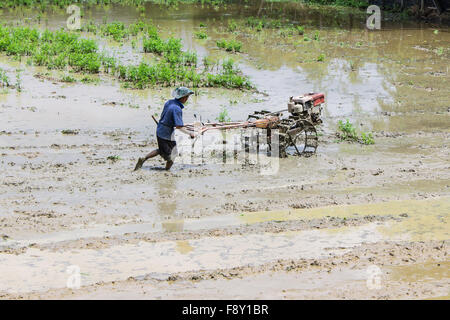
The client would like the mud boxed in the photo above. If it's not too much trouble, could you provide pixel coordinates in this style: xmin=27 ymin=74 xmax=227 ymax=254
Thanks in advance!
xmin=0 ymin=2 xmax=449 ymax=299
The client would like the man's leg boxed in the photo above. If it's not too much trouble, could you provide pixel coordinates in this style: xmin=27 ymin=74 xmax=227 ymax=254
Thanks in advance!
xmin=134 ymin=149 xmax=159 ymax=171
xmin=143 ymin=149 xmax=160 ymax=161
xmin=165 ymin=160 xmax=174 ymax=171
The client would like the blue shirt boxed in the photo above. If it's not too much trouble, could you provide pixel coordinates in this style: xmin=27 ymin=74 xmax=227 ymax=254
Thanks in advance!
xmin=156 ymin=99 xmax=184 ymax=141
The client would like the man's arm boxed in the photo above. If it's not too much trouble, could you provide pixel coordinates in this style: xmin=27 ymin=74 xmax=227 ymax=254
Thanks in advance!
xmin=176 ymin=126 xmax=195 ymax=138
xmin=173 ymin=107 xmax=195 ymax=138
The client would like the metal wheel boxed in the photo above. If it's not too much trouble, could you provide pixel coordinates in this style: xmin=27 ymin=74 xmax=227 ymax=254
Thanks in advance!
xmin=285 ymin=120 xmax=318 ymax=157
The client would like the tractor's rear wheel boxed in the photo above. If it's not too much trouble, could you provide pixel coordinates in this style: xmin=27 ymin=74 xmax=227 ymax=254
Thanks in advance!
xmin=284 ymin=120 xmax=318 ymax=157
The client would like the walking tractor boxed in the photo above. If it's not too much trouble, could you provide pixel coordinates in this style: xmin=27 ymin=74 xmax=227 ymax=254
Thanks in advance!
xmin=184 ymin=92 xmax=325 ymax=158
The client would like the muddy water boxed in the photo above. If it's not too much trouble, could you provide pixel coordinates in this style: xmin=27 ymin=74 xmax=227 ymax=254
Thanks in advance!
xmin=0 ymin=222 xmax=390 ymax=293
xmin=0 ymin=2 xmax=449 ymax=298
xmin=0 ymin=193 xmax=447 ymax=294
xmin=0 ymin=2 xmax=448 ymax=133
xmin=0 ymin=3 xmax=448 ymax=215
xmin=2 ymin=197 xmax=446 ymax=250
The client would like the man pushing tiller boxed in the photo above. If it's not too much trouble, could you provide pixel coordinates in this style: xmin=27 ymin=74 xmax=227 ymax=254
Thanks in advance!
xmin=134 ymin=87 xmax=196 ymax=171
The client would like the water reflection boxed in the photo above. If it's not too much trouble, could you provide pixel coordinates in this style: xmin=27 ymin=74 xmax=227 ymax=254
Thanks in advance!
xmin=0 ymin=1 xmax=447 ymax=134
xmin=153 ymin=174 xmax=185 ymax=232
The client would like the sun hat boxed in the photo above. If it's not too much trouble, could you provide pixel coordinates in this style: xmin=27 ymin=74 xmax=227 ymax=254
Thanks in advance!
xmin=172 ymin=87 xmax=194 ymax=99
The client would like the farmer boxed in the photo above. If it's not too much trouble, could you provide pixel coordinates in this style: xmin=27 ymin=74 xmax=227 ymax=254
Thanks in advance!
xmin=134 ymin=87 xmax=195 ymax=171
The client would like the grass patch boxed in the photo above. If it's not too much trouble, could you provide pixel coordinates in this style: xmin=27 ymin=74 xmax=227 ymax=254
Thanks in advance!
xmin=0 ymin=23 xmax=253 ymax=90
xmin=360 ymin=132 xmax=375 ymax=145
xmin=0 ymin=68 xmax=10 ymax=87
xmin=194 ymin=30 xmax=207 ymax=39
xmin=61 ymin=74 xmax=77 ymax=83
xmin=216 ymin=39 xmax=242 ymax=53
xmin=337 ymin=119 xmax=358 ymax=141
xmin=216 ymin=107 xmax=231 ymax=123
xmin=15 ymin=69 xmax=22 ymax=92
xmin=204 ymin=58 xmax=252 ymax=89
xmin=107 ymin=155 xmax=121 ymax=162
xmin=337 ymin=119 xmax=375 ymax=145
xmin=61 ymin=129 xmax=79 ymax=135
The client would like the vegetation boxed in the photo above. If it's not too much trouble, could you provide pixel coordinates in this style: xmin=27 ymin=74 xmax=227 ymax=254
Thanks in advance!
xmin=204 ymin=58 xmax=252 ymax=89
xmin=0 ymin=68 xmax=10 ymax=87
xmin=0 ymin=0 xmax=149 ymax=9
xmin=303 ymin=0 xmax=369 ymax=9
xmin=15 ymin=69 xmax=22 ymax=92
xmin=313 ymin=30 xmax=320 ymax=41
xmin=0 ymin=25 xmax=101 ymax=73
xmin=216 ymin=107 xmax=231 ymax=123
xmin=107 ymin=155 xmax=121 ymax=162
xmin=337 ymin=119 xmax=375 ymax=145
xmin=227 ymin=19 xmax=238 ymax=33
xmin=216 ymin=39 xmax=242 ymax=53
xmin=0 ymin=24 xmax=253 ymax=90
xmin=61 ymin=129 xmax=79 ymax=134
xmin=194 ymin=30 xmax=207 ymax=39
xmin=0 ymin=1 xmax=371 ymax=10
xmin=61 ymin=74 xmax=77 ymax=82
xmin=245 ymin=17 xmax=285 ymax=30
xmin=360 ymin=132 xmax=375 ymax=145
xmin=337 ymin=119 xmax=358 ymax=141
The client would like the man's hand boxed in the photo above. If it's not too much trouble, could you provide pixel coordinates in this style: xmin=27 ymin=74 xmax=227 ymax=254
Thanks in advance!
xmin=190 ymin=132 xmax=196 ymax=139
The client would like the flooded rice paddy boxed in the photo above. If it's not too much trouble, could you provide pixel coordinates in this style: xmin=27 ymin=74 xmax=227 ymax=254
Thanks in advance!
xmin=0 ymin=1 xmax=449 ymax=299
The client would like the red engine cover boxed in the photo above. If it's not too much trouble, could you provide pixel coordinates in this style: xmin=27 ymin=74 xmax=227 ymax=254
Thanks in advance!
xmin=309 ymin=93 xmax=325 ymax=106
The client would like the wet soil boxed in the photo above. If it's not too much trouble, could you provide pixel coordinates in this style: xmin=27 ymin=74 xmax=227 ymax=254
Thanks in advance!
xmin=0 ymin=2 xmax=449 ymax=299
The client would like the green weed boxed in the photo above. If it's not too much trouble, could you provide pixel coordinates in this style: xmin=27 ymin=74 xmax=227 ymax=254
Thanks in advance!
xmin=0 ymin=23 xmax=252 ymax=90
xmin=61 ymin=129 xmax=79 ymax=135
xmin=337 ymin=119 xmax=358 ymax=141
xmin=0 ymin=68 xmax=9 ymax=87
xmin=61 ymin=74 xmax=76 ymax=82
xmin=216 ymin=107 xmax=231 ymax=123
xmin=107 ymin=155 xmax=121 ymax=162
xmin=194 ymin=30 xmax=207 ymax=39
xmin=337 ymin=119 xmax=375 ymax=145
xmin=360 ymin=132 xmax=375 ymax=145
xmin=313 ymin=30 xmax=320 ymax=41
xmin=216 ymin=39 xmax=242 ymax=53
xmin=297 ymin=26 xmax=305 ymax=35
xmin=227 ymin=19 xmax=238 ymax=32
xmin=15 ymin=69 xmax=22 ymax=92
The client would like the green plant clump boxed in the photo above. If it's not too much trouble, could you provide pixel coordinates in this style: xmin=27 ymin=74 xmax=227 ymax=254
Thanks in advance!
xmin=337 ymin=119 xmax=358 ymax=141
xmin=360 ymin=132 xmax=375 ymax=145
xmin=216 ymin=107 xmax=231 ymax=123
xmin=0 ymin=68 xmax=9 ymax=87
xmin=0 ymin=23 xmax=252 ymax=90
xmin=61 ymin=74 xmax=77 ymax=82
xmin=194 ymin=30 xmax=207 ymax=39
xmin=107 ymin=155 xmax=121 ymax=162
xmin=337 ymin=119 xmax=375 ymax=145
xmin=205 ymin=58 xmax=252 ymax=89
xmin=0 ymin=25 xmax=101 ymax=73
xmin=216 ymin=39 xmax=242 ymax=53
